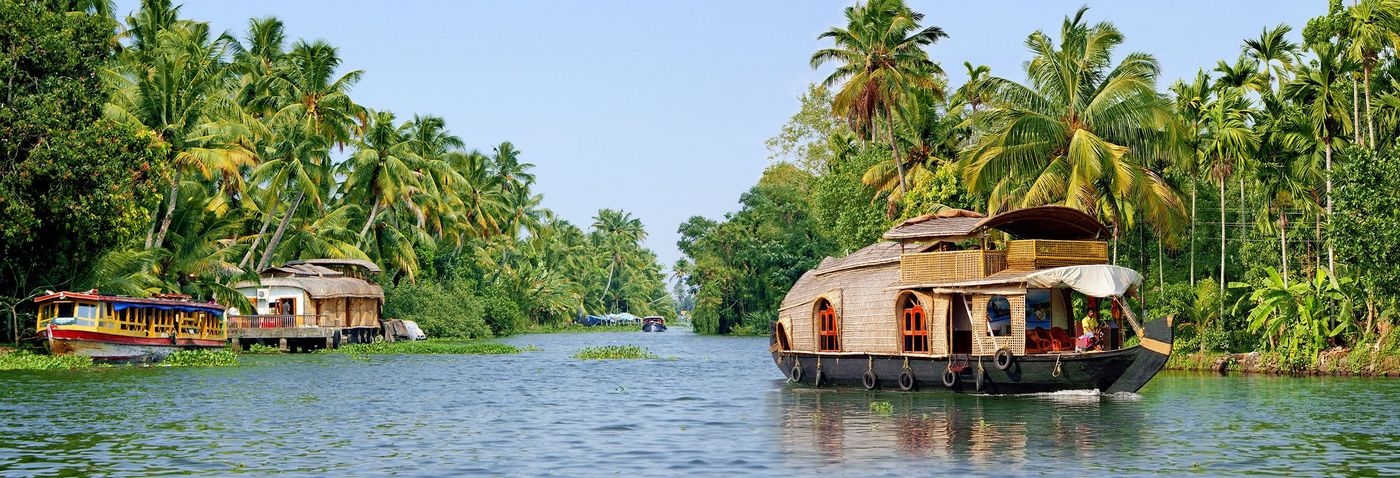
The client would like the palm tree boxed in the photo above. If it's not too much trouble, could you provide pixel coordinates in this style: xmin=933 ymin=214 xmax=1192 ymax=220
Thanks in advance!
xmin=592 ymin=209 xmax=646 ymax=312
xmin=811 ymin=0 xmax=947 ymax=195
xmin=342 ymin=110 xmax=424 ymax=243
xmin=1201 ymin=86 xmax=1258 ymax=312
xmin=1214 ymin=55 xmax=1265 ymax=94
xmin=951 ymin=62 xmax=991 ymax=112
xmin=1346 ymin=0 xmax=1393 ymax=149
xmin=961 ymin=7 xmax=1184 ymax=240
xmin=1243 ymin=23 xmax=1299 ymax=94
xmin=491 ymin=142 xmax=535 ymax=194
xmin=1284 ymin=42 xmax=1354 ymax=276
xmin=253 ymin=40 xmax=364 ymax=271
xmin=861 ymin=87 xmax=965 ymax=211
xmin=105 ymin=18 xmax=255 ymax=251
xmin=1169 ymin=70 xmax=1212 ymax=286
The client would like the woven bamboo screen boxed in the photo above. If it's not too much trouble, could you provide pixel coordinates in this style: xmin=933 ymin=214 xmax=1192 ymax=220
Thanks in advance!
xmin=929 ymin=294 xmax=949 ymax=356
xmin=970 ymin=294 xmax=1026 ymax=356
xmin=900 ymin=250 xmax=1008 ymax=283
xmin=1005 ymin=240 xmax=1108 ymax=270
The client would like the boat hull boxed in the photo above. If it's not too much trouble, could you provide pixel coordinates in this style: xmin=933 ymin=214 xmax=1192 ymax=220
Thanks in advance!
xmin=642 ymin=323 xmax=667 ymax=332
xmin=771 ymin=317 xmax=1172 ymax=394
xmin=42 ymin=327 xmax=224 ymax=363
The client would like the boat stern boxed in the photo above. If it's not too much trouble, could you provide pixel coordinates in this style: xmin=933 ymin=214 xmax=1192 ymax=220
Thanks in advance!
xmin=1105 ymin=316 xmax=1173 ymax=394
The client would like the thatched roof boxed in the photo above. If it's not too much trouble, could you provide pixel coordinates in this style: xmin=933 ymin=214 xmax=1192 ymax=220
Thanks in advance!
xmin=262 ymin=263 xmax=344 ymax=277
xmin=882 ymin=209 xmax=986 ymax=241
xmin=814 ymin=241 xmax=907 ymax=276
xmin=234 ymin=276 xmax=384 ymax=300
xmin=881 ymin=206 xmax=1109 ymax=242
xmin=284 ymin=258 xmax=382 ymax=274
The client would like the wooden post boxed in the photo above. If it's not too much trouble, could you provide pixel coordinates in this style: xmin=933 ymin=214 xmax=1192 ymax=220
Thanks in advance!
xmin=231 ymin=337 xmax=241 ymax=351
xmin=278 ymin=338 xmax=289 ymax=352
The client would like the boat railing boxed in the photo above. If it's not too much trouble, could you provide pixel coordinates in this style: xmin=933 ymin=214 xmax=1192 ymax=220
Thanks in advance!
xmin=1005 ymin=239 xmax=1107 ymax=269
xmin=900 ymin=249 xmax=1008 ymax=283
xmin=226 ymin=314 xmax=326 ymax=329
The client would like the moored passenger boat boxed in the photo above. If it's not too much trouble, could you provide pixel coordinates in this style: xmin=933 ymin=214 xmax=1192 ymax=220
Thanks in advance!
xmin=34 ymin=290 xmax=227 ymax=363
xmin=771 ymin=206 xmax=1173 ymax=394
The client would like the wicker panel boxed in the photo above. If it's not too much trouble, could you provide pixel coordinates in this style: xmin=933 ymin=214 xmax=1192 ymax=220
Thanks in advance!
xmin=900 ymin=250 xmax=1008 ymax=283
xmin=929 ymin=294 xmax=949 ymax=356
xmin=970 ymin=294 xmax=1026 ymax=356
xmin=1005 ymin=240 xmax=1108 ymax=270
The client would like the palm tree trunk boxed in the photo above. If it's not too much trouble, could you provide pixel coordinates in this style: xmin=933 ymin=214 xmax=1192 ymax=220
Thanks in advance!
xmin=1220 ymin=180 xmax=1227 ymax=321
xmin=150 ymin=171 xmax=181 ymax=251
xmin=1190 ymin=180 xmax=1197 ymax=287
xmin=1239 ymin=175 xmax=1246 ymax=250
xmin=883 ymin=102 xmax=907 ymax=195
xmin=239 ymin=214 xmax=274 ymax=269
xmin=257 ymin=189 xmax=304 ymax=271
xmin=1325 ymin=139 xmax=1335 ymax=276
xmin=1352 ymin=75 xmax=1360 ymax=144
xmin=358 ymin=202 xmax=383 ymax=245
xmin=1279 ymin=210 xmax=1288 ymax=286
xmin=1157 ymin=238 xmax=1164 ymax=291
xmin=1365 ymin=63 xmax=1374 ymax=149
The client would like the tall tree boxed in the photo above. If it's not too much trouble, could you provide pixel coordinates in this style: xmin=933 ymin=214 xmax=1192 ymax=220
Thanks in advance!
xmin=1345 ymin=0 xmax=1393 ymax=149
xmin=1243 ymin=23 xmax=1300 ymax=94
xmin=811 ymin=0 xmax=947 ymax=195
xmin=1285 ymin=42 xmax=1354 ymax=276
xmin=961 ymin=7 xmax=1184 ymax=241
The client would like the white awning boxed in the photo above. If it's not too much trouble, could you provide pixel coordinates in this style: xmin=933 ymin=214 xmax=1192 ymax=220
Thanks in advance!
xmin=1023 ymin=265 xmax=1142 ymax=298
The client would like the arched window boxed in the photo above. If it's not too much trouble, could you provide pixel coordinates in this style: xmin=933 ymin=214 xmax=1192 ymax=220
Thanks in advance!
xmin=901 ymin=295 xmax=928 ymax=353
xmin=816 ymin=299 xmax=839 ymax=352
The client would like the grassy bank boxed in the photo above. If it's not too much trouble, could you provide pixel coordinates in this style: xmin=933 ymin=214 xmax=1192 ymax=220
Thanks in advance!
xmin=573 ymin=345 xmax=658 ymax=359
xmin=1166 ymin=347 xmax=1400 ymax=376
xmin=323 ymin=340 xmax=520 ymax=355
xmin=522 ymin=323 xmax=640 ymax=334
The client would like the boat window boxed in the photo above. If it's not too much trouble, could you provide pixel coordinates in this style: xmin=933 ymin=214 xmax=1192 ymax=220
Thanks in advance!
xmin=987 ymin=296 xmax=1012 ymax=336
xmin=901 ymin=295 xmax=928 ymax=353
xmin=775 ymin=322 xmax=791 ymax=351
xmin=56 ymin=302 xmax=74 ymax=318
xmin=816 ymin=299 xmax=839 ymax=352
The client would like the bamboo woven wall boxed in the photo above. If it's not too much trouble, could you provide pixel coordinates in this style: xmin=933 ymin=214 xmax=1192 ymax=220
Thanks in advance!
xmin=1005 ymin=240 xmax=1107 ymax=270
xmin=970 ymin=294 xmax=1026 ymax=356
xmin=778 ymin=264 xmax=900 ymax=354
xmin=899 ymin=250 xmax=1008 ymax=283
xmin=929 ymin=293 xmax=949 ymax=356
xmin=893 ymin=290 xmax=938 ymax=355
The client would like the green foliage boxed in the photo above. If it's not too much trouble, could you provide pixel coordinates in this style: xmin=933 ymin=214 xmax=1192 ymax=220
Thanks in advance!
xmin=0 ymin=350 xmax=93 ymax=371
xmin=162 ymin=349 xmax=239 ymax=367
xmin=239 ymin=344 xmax=282 ymax=354
xmin=1333 ymin=149 xmax=1400 ymax=307
xmin=868 ymin=401 xmax=894 ymax=416
xmin=327 ymin=340 xmax=519 ymax=355
xmin=812 ymin=147 xmax=890 ymax=254
xmin=680 ymin=164 xmax=837 ymax=334
xmin=0 ymin=2 xmax=168 ymax=305
xmin=383 ymin=280 xmax=492 ymax=339
xmin=477 ymin=285 xmax=527 ymax=336
xmin=572 ymin=345 xmax=658 ymax=360
xmin=1233 ymin=267 xmax=1353 ymax=365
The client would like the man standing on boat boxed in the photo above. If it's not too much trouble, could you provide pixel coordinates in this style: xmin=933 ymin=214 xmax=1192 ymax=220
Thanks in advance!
xmin=1076 ymin=308 xmax=1100 ymax=353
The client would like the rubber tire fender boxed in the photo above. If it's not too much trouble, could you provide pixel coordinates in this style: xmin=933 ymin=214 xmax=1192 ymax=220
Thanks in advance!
xmin=790 ymin=363 xmax=804 ymax=384
xmin=862 ymin=370 xmax=879 ymax=390
xmin=942 ymin=368 xmax=959 ymax=388
xmin=994 ymin=348 xmax=1015 ymax=371
xmin=898 ymin=369 xmax=917 ymax=391
xmin=975 ymin=367 xmax=986 ymax=391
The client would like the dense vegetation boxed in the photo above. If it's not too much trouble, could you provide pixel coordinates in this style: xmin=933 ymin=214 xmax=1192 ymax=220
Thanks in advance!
xmin=572 ymin=345 xmax=659 ymax=360
xmin=0 ymin=0 xmax=673 ymax=342
xmin=678 ymin=0 xmax=1400 ymax=371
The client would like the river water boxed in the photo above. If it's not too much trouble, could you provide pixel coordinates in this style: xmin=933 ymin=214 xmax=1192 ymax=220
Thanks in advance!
xmin=1 ymin=329 xmax=1397 ymax=476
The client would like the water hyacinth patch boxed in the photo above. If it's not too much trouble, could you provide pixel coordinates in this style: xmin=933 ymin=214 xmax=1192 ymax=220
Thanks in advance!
xmin=162 ymin=349 xmax=240 ymax=367
xmin=325 ymin=341 xmax=521 ymax=355
xmin=0 ymin=350 xmax=94 ymax=371
xmin=572 ymin=345 xmax=659 ymax=359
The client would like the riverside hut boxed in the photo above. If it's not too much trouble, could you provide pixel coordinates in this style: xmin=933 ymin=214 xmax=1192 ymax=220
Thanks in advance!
xmin=228 ymin=259 xmax=385 ymax=351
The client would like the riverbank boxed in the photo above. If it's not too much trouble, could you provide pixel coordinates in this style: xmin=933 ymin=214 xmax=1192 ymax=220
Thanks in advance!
xmin=1166 ymin=346 xmax=1400 ymax=376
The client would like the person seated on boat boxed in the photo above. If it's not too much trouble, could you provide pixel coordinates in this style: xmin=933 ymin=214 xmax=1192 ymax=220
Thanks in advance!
xmin=1076 ymin=310 xmax=1100 ymax=353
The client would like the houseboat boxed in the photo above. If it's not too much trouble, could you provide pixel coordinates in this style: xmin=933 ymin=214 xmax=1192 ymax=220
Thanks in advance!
xmin=771 ymin=206 xmax=1173 ymax=394
xmin=34 ymin=290 xmax=227 ymax=363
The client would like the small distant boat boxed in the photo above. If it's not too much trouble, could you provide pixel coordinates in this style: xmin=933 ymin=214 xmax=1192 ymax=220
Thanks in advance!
xmin=35 ymin=290 xmax=227 ymax=363
xmin=642 ymin=316 xmax=667 ymax=332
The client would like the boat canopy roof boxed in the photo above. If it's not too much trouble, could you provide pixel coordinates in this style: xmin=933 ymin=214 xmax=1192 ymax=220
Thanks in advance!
xmin=1024 ymin=265 xmax=1142 ymax=298
xmin=882 ymin=205 xmax=1110 ymax=242
xmin=34 ymin=291 xmax=225 ymax=314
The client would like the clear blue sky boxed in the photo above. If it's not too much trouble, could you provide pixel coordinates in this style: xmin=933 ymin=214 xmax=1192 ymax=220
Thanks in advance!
xmin=114 ymin=1 xmax=1321 ymax=269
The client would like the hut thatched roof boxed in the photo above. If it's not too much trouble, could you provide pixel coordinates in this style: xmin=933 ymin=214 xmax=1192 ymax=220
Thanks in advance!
xmin=814 ymin=241 xmax=907 ymax=275
xmin=882 ymin=209 xmax=986 ymax=241
xmin=234 ymin=276 xmax=384 ymax=300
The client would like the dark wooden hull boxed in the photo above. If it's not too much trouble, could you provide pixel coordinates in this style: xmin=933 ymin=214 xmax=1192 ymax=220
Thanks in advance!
xmin=771 ymin=318 xmax=1172 ymax=394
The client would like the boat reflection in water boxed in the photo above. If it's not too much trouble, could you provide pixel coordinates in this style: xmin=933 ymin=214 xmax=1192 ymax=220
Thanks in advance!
xmin=772 ymin=388 xmax=1146 ymax=470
